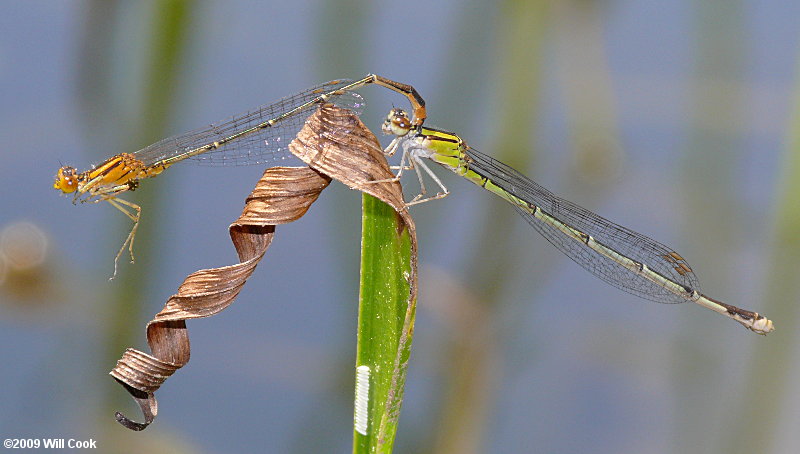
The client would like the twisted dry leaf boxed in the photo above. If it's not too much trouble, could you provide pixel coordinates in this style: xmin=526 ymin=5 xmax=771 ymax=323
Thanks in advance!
xmin=110 ymin=105 xmax=417 ymax=432
xmin=110 ymin=166 xmax=331 ymax=430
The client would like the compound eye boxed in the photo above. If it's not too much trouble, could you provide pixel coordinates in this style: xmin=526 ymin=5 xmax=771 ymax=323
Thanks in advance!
xmin=54 ymin=166 xmax=79 ymax=193
xmin=383 ymin=108 xmax=412 ymax=137
xmin=392 ymin=113 xmax=411 ymax=130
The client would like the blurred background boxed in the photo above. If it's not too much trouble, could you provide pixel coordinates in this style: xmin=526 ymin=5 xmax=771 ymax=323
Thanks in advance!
xmin=1 ymin=0 xmax=799 ymax=452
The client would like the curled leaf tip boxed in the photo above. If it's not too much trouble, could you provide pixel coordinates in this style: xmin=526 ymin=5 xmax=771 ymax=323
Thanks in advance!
xmin=109 ymin=166 xmax=330 ymax=429
xmin=115 ymin=411 xmax=149 ymax=432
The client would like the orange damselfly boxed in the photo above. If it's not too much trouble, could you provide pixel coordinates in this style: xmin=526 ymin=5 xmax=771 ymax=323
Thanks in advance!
xmin=53 ymin=75 xmax=425 ymax=277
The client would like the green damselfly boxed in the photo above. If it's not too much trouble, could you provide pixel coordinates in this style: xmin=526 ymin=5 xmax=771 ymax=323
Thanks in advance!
xmin=380 ymin=108 xmax=774 ymax=335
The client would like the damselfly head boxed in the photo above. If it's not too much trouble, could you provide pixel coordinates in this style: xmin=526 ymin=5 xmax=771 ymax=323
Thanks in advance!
xmin=53 ymin=166 xmax=79 ymax=193
xmin=382 ymin=108 xmax=412 ymax=137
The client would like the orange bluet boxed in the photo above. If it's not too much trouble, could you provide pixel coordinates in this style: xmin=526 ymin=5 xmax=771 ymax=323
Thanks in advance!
xmin=379 ymin=108 xmax=773 ymax=334
xmin=53 ymin=75 xmax=425 ymax=277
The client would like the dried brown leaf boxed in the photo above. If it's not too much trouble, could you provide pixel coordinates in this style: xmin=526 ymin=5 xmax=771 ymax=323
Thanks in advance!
xmin=110 ymin=166 xmax=331 ymax=430
xmin=289 ymin=103 xmax=407 ymax=214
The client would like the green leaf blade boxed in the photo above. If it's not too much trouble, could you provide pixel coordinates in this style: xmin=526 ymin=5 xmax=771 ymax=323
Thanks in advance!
xmin=354 ymin=193 xmax=414 ymax=454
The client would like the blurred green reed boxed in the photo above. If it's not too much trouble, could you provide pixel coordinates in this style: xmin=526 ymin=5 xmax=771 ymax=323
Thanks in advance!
xmin=76 ymin=0 xmax=193 ymax=444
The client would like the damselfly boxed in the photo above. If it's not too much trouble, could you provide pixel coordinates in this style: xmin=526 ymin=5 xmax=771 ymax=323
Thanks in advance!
xmin=53 ymin=75 xmax=425 ymax=277
xmin=379 ymin=108 xmax=774 ymax=334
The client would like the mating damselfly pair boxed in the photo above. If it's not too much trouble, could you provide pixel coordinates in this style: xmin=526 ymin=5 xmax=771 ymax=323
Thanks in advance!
xmin=53 ymin=74 xmax=773 ymax=334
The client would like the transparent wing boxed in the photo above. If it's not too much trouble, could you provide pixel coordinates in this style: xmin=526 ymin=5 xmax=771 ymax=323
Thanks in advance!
xmin=465 ymin=147 xmax=700 ymax=304
xmin=133 ymin=79 xmax=365 ymax=167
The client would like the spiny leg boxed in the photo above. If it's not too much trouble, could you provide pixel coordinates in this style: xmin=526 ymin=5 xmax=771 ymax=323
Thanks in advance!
xmin=405 ymin=156 xmax=449 ymax=206
xmin=408 ymin=155 xmax=428 ymax=202
xmin=74 ymin=171 xmax=125 ymax=204
xmin=383 ymin=137 xmax=401 ymax=156
xmin=387 ymin=141 xmax=414 ymax=174
xmin=82 ymin=181 xmax=134 ymax=203
xmin=365 ymin=148 xmax=450 ymax=206
xmin=391 ymin=144 xmax=413 ymax=179
xmin=84 ymin=183 xmax=139 ymax=277
xmin=104 ymin=197 xmax=141 ymax=279
xmin=365 ymin=140 xmax=413 ymax=185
